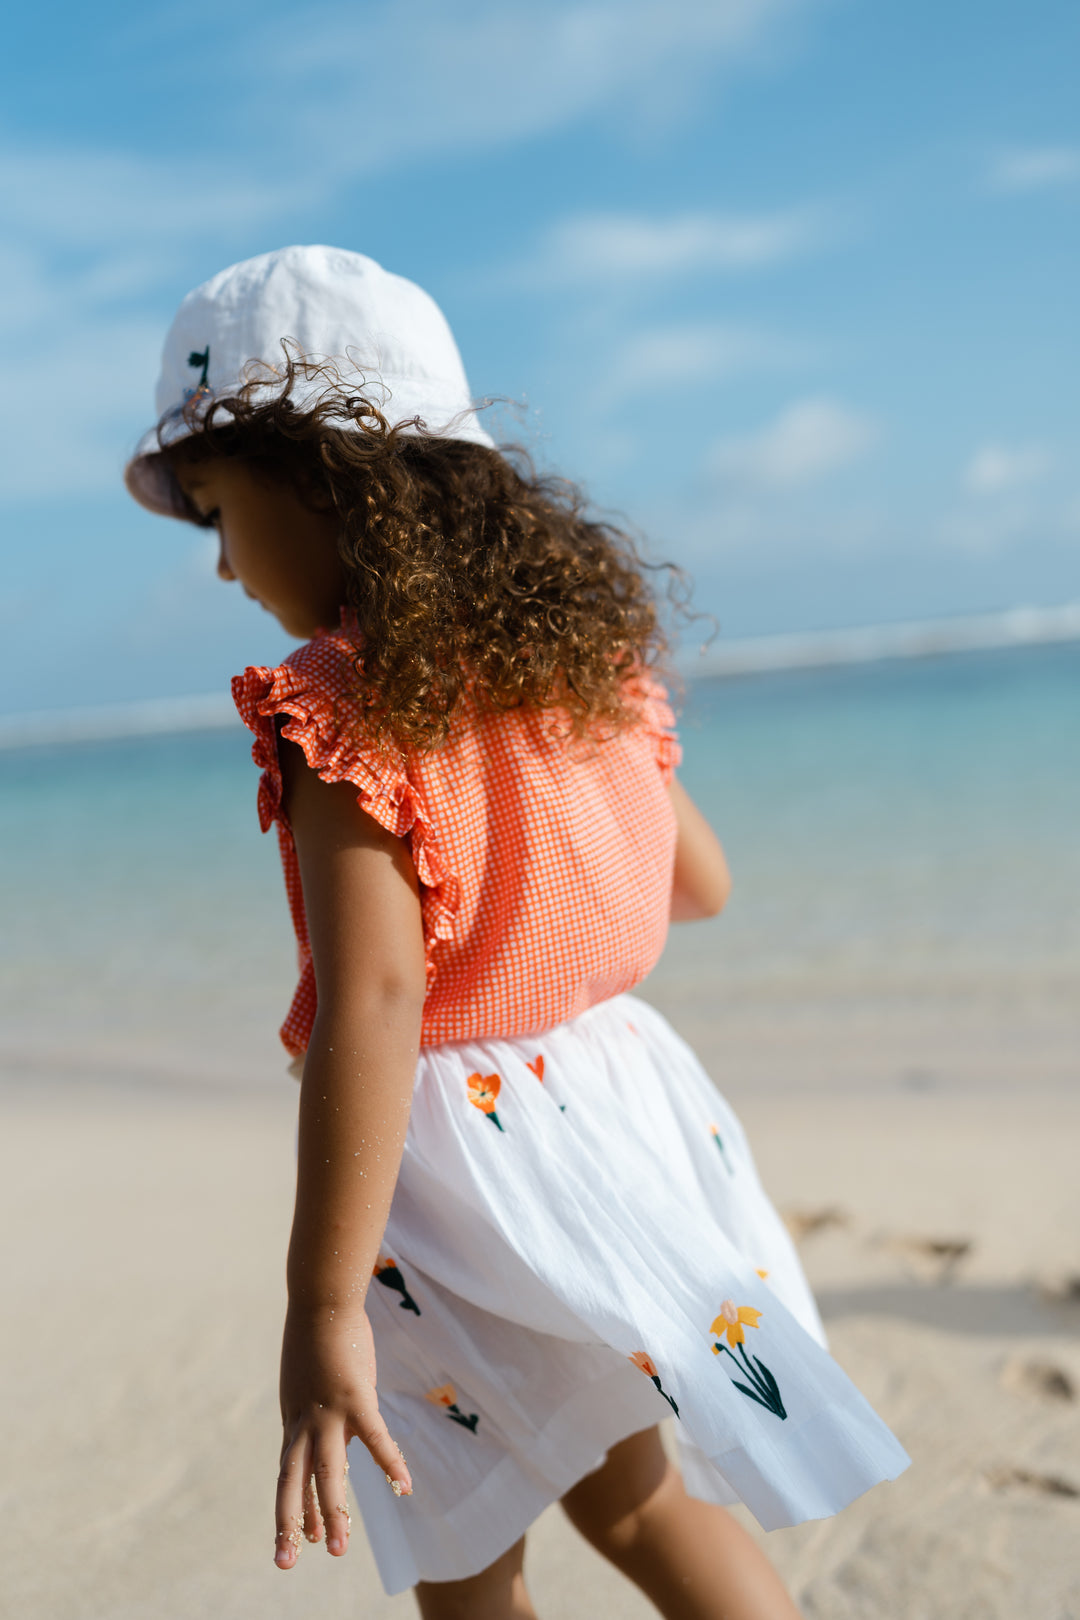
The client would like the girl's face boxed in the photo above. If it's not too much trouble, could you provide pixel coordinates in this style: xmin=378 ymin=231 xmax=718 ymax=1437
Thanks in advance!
xmin=174 ymin=457 xmax=347 ymax=639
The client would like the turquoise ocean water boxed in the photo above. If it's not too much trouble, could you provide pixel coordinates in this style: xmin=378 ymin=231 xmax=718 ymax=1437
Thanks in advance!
xmin=2 ymin=643 xmax=1077 ymax=1090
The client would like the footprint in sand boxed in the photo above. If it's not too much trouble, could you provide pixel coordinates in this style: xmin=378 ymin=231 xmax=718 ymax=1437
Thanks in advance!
xmin=1000 ymin=1357 xmax=1077 ymax=1403
xmin=782 ymin=1206 xmax=849 ymax=1243
xmin=884 ymin=1234 xmax=973 ymax=1285
xmin=1038 ymin=1272 xmax=1080 ymax=1305
xmin=984 ymin=1465 xmax=1079 ymax=1500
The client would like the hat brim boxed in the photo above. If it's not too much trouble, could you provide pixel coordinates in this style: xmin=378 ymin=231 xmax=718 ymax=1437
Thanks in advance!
xmin=124 ymin=377 xmax=498 ymax=520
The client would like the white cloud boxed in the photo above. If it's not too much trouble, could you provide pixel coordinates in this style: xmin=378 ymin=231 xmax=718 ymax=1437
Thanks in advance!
xmin=707 ymin=397 xmax=877 ymax=489
xmin=592 ymin=321 xmax=812 ymax=412
xmin=262 ymin=0 xmax=817 ymax=172
xmin=935 ymin=499 xmax=1062 ymax=554
xmin=0 ymin=140 xmax=296 ymax=500
xmin=531 ymin=207 xmax=820 ymax=283
xmin=0 ymin=147 xmax=285 ymax=253
xmin=0 ymin=0 xmax=827 ymax=500
xmin=987 ymin=145 xmax=1080 ymax=193
xmin=963 ymin=443 xmax=1051 ymax=495
xmin=0 ymin=308 xmax=170 ymax=500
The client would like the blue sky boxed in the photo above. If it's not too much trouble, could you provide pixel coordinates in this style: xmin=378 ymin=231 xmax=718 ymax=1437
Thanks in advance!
xmin=3 ymin=0 xmax=1078 ymax=710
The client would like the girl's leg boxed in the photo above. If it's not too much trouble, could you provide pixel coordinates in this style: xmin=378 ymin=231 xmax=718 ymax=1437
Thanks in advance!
xmin=560 ymin=1427 xmax=802 ymax=1620
xmin=415 ymin=1536 xmax=536 ymax=1620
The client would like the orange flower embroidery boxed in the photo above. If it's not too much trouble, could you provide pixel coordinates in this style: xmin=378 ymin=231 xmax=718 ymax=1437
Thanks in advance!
xmin=527 ymin=1052 xmax=567 ymax=1111
xmin=629 ymin=1351 xmax=679 ymax=1416
xmin=467 ymin=1072 xmax=504 ymax=1131
xmin=373 ymin=1256 xmax=420 ymax=1316
xmin=425 ymin=1383 xmax=479 ymax=1432
xmin=710 ymin=1299 xmax=762 ymax=1348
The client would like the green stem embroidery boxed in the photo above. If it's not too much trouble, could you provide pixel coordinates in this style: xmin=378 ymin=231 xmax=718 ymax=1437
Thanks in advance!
xmin=650 ymin=1374 xmax=680 ymax=1417
xmin=446 ymin=1404 xmax=479 ymax=1433
xmin=711 ymin=1127 xmax=734 ymax=1174
xmin=714 ymin=1342 xmax=787 ymax=1420
xmin=187 ymin=347 xmax=210 ymax=388
xmin=374 ymin=1262 xmax=421 ymax=1316
xmin=486 ymin=1110 xmax=504 ymax=1132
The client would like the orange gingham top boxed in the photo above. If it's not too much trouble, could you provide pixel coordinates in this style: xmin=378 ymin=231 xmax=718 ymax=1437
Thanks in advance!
xmin=233 ymin=628 xmax=681 ymax=1055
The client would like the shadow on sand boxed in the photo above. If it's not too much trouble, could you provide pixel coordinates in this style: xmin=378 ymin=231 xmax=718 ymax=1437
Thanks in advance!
xmin=816 ymin=1281 xmax=1080 ymax=1337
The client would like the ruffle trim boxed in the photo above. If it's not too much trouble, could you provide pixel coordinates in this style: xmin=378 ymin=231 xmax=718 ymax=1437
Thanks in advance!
xmin=625 ymin=669 xmax=683 ymax=785
xmin=231 ymin=659 xmax=461 ymax=985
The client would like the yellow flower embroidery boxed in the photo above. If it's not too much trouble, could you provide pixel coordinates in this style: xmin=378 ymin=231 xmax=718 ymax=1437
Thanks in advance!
xmin=708 ymin=1300 xmax=787 ymax=1420
xmin=710 ymin=1298 xmax=763 ymax=1349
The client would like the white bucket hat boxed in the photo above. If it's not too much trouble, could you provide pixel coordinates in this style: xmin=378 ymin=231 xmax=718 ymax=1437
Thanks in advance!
xmin=125 ymin=244 xmax=494 ymax=518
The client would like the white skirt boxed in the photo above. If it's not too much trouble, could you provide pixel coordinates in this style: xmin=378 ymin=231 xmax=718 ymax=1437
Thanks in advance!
xmin=348 ymin=994 xmax=909 ymax=1594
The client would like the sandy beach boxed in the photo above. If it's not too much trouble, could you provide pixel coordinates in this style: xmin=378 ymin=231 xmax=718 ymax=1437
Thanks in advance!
xmin=6 ymin=994 xmax=1080 ymax=1620
xmin=5 ymin=651 xmax=1078 ymax=1616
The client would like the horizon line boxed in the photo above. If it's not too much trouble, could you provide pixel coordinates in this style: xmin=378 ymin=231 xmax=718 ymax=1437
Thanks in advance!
xmin=2 ymin=601 xmax=1078 ymax=750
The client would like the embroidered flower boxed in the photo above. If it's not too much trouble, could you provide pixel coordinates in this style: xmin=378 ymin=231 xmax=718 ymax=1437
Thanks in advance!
xmin=425 ymin=1383 xmax=479 ymax=1433
xmin=628 ymin=1351 xmax=680 ymax=1416
xmin=710 ymin=1299 xmax=762 ymax=1348
xmin=527 ymin=1052 xmax=566 ymax=1112
xmin=708 ymin=1302 xmax=786 ymax=1420
xmin=467 ymin=1072 xmax=504 ymax=1131
xmin=182 ymin=345 xmax=211 ymax=403
xmin=710 ymin=1124 xmax=734 ymax=1174
xmin=373 ymin=1256 xmax=421 ymax=1316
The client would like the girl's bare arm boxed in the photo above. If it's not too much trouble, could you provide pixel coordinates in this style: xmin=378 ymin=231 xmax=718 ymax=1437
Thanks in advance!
xmin=668 ymin=776 xmax=732 ymax=921
xmin=273 ymin=739 xmax=426 ymax=1569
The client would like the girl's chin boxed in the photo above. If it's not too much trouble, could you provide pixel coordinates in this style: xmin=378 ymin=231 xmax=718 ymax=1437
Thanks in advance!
xmin=263 ymin=599 xmax=338 ymax=639
xmin=270 ymin=607 xmax=317 ymax=638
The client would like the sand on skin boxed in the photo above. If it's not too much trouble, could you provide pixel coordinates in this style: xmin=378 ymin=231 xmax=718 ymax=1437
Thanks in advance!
xmin=4 ymin=1043 xmax=1080 ymax=1620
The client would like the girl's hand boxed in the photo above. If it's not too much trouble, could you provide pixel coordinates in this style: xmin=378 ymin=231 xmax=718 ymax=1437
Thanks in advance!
xmin=274 ymin=1304 xmax=413 ymax=1569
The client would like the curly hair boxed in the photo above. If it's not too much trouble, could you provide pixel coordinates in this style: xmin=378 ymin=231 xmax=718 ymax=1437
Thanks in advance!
xmin=161 ymin=351 xmax=686 ymax=753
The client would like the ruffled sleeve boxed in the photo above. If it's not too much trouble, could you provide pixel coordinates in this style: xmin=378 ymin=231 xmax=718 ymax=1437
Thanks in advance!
xmin=231 ymin=634 xmax=461 ymax=979
xmin=624 ymin=668 xmax=682 ymax=785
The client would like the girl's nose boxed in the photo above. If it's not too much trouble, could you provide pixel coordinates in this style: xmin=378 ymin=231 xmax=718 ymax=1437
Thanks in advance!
xmin=216 ymin=538 xmax=236 ymax=581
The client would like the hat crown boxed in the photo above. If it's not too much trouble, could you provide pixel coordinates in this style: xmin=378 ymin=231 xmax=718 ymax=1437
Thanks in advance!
xmin=154 ymin=244 xmax=479 ymax=418
xmin=128 ymin=245 xmax=493 ymax=517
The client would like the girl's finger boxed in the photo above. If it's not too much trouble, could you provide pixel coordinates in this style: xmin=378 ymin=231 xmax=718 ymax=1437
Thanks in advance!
xmin=310 ymin=1429 xmax=353 ymax=1556
xmin=302 ymin=1471 xmax=325 ymax=1543
xmin=274 ymin=1432 xmax=312 ymax=1570
xmin=350 ymin=1402 xmax=413 ymax=1498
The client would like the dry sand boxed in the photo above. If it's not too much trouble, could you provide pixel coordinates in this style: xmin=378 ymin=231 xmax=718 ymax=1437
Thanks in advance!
xmin=4 ymin=1027 xmax=1080 ymax=1619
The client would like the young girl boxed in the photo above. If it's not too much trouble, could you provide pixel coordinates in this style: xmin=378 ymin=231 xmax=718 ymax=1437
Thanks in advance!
xmin=126 ymin=245 xmax=908 ymax=1619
